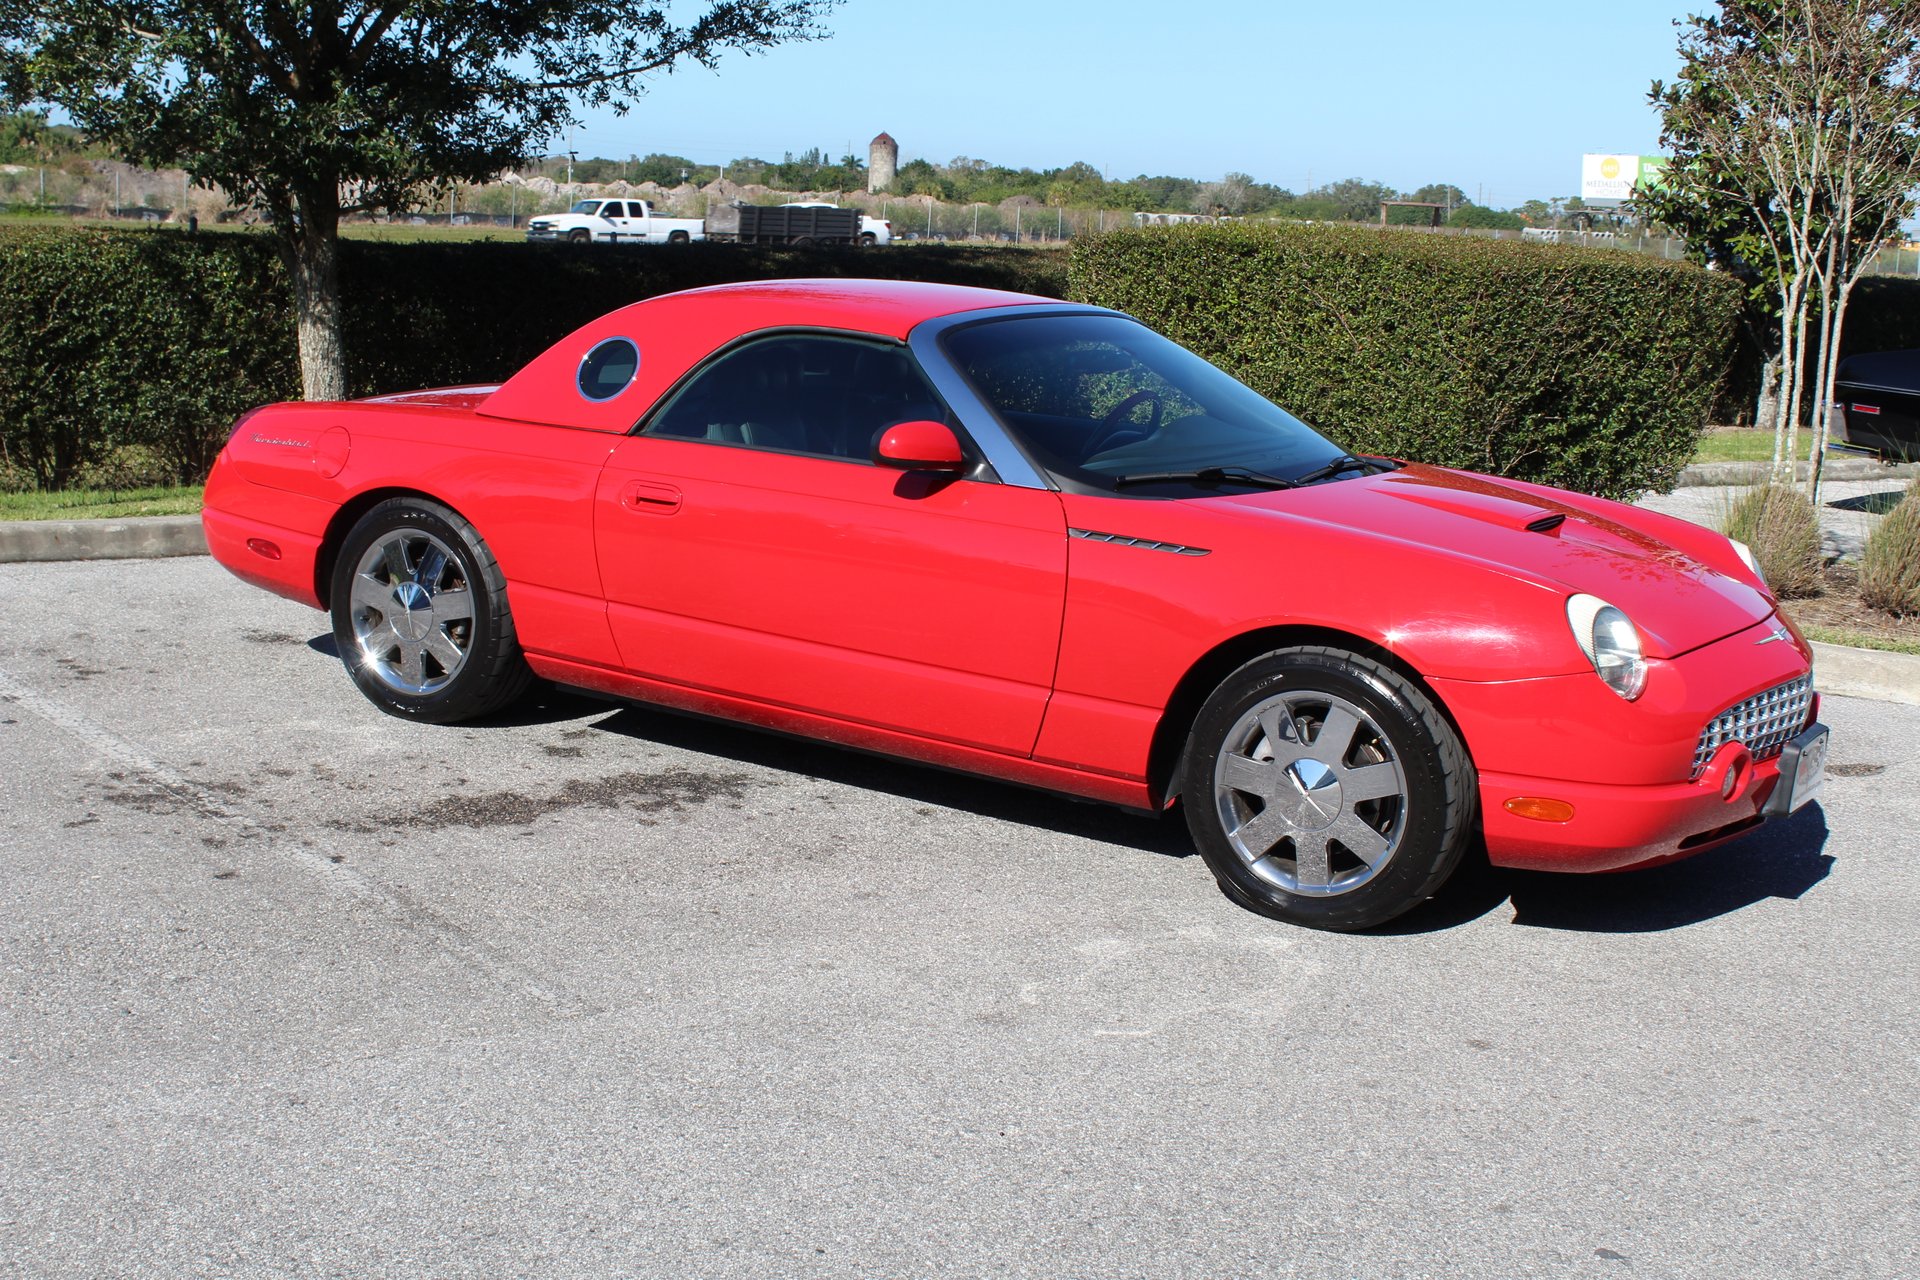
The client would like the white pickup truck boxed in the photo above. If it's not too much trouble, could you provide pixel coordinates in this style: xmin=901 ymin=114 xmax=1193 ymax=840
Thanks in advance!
xmin=525 ymin=199 xmax=706 ymax=245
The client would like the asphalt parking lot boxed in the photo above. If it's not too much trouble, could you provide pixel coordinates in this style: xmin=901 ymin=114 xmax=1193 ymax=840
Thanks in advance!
xmin=2 ymin=555 xmax=1915 ymax=1279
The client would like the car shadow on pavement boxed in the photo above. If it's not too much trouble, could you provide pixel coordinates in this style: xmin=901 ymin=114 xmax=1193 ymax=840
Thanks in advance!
xmin=585 ymin=701 xmax=1196 ymax=860
xmin=1387 ymin=805 xmax=1834 ymax=935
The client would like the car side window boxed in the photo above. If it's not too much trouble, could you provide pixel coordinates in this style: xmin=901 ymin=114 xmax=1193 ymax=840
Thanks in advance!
xmin=645 ymin=335 xmax=952 ymax=463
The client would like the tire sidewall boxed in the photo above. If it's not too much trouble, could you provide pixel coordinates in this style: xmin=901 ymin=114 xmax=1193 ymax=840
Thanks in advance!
xmin=1183 ymin=650 xmax=1459 ymax=930
xmin=330 ymin=500 xmax=500 ymax=720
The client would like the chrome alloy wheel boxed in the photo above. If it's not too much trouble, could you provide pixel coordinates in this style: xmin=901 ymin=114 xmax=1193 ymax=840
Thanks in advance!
xmin=1211 ymin=690 xmax=1409 ymax=897
xmin=347 ymin=530 xmax=475 ymax=695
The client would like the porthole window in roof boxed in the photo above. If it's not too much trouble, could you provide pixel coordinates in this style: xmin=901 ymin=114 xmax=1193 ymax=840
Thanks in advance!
xmin=578 ymin=337 xmax=640 ymax=402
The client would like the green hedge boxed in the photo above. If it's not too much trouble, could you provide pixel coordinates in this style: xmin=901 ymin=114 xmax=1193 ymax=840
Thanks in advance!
xmin=1070 ymin=224 xmax=1747 ymax=499
xmin=0 ymin=226 xmax=1067 ymax=489
xmin=0 ymin=228 xmax=291 ymax=489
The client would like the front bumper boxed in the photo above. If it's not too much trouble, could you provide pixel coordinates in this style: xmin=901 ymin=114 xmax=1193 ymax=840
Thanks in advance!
xmin=1476 ymin=718 xmax=1825 ymax=872
xmin=1434 ymin=615 xmax=1823 ymax=872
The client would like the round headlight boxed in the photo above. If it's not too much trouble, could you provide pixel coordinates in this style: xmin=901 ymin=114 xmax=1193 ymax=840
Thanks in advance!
xmin=1567 ymin=593 xmax=1647 ymax=701
xmin=1730 ymin=537 xmax=1768 ymax=589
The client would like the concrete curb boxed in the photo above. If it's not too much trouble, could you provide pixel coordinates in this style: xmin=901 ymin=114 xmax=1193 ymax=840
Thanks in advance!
xmin=0 ymin=515 xmax=207 ymax=563
xmin=1813 ymin=640 xmax=1920 ymax=707
xmin=1676 ymin=458 xmax=1919 ymax=487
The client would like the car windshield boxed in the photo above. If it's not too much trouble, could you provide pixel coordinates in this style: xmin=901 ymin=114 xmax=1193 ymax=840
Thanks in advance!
xmin=569 ymin=200 xmax=603 ymax=215
xmin=940 ymin=314 xmax=1350 ymax=493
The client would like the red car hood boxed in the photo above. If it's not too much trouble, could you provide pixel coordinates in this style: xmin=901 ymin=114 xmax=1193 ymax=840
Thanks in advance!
xmin=1212 ymin=464 xmax=1775 ymax=659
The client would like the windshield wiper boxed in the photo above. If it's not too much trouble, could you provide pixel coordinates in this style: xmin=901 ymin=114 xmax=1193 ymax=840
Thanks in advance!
xmin=1289 ymin=453 xmax=1399 ymax=485
xmin=1112 ymin=466 xmax=1298 ymax=490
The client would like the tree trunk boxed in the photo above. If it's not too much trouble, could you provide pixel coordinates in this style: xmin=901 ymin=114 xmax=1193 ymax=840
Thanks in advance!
xmin=1806 ymin=236 xmax=1840 ymax=509
xmin=1810 ymin=278 xmax=1859 ymax=511
xmin=285 ymin=190 xmax=347 ymax=401
xmin=1753 ymin=354 xmax=1781 ymax=435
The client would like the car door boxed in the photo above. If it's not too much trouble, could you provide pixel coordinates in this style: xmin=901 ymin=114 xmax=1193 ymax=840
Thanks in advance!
xmin=593 ymin=332 xmax=1068 ymax=757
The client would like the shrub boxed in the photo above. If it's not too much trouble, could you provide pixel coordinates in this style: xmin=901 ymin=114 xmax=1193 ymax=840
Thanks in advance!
xmin=0 ymin=227 xmax=290 ymax=488
xmin=1069 ymin=223 xmax=1745 ymax=500
xmin=1720 ymin=484 xmax=1823 ymax=599
xmin=338 ymin=239 xmax=1067 ymax=395
xmin=1859 ymin=491 xmax=1920 ymax=616
xmin=0 ymin=225 xmax=1068 ymax=489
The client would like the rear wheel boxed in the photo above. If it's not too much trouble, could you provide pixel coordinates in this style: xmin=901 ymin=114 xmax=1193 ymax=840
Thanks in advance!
xmin=1181 ymin=646 xmax=1475 ymax=930
xmin=667 ymin=230 xmax=690 ymax=245
xmin=329 ymin=498 xmax=532 ymax=723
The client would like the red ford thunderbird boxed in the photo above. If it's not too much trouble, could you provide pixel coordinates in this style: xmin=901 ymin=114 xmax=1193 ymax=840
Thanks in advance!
xmin=203 ymin=279 xmax=1829 ymax=929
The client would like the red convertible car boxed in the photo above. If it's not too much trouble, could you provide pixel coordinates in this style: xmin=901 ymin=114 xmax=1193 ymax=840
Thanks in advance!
xmin=203 ymin=279 xmax=1828 ymax=929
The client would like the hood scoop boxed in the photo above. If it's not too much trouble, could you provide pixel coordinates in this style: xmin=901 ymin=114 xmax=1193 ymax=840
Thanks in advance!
xmin=1380 ymin=481 xmax=1568 ymax=533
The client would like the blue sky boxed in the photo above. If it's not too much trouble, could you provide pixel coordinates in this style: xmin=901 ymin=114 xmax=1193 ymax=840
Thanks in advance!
xmin=567 ymin=0 xmax=1695 ymax=208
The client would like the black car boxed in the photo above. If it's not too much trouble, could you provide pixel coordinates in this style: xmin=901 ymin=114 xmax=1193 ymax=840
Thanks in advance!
xmin=1836 ymin=349 xmax=1920 ymax=462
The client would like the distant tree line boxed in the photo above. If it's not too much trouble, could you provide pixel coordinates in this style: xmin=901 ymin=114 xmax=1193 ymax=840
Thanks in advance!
xmin=527 ymin=148 xmax=1540 ymax=227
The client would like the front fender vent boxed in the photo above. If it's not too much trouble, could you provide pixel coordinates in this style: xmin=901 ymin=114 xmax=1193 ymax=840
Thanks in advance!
xmin=1069 ymin=527 xmax=1211 ymax=557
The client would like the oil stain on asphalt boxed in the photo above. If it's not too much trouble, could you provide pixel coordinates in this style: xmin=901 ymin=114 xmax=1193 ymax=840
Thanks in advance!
xmin=389 ymin=767 xmax=756 ymax=831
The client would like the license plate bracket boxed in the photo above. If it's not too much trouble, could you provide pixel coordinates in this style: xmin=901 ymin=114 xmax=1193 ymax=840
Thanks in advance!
xmin=1763 ymin=724 xmax=1830 ymax=816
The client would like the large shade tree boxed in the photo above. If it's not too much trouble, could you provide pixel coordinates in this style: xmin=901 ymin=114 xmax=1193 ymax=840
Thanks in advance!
xmin=1649 ymin=0 xmax=1920 ymax=501
xmin=0 ymin=1 xmax=837 ymax=400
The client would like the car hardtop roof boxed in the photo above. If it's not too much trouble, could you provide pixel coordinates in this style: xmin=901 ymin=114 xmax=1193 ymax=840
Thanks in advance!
xmin=478 ymin=278 xmax=1070 ymax=432
xmin=639 ymin=277 xmax=1053 ymax=335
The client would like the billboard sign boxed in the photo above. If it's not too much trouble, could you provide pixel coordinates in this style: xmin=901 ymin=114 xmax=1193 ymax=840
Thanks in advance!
xmin=1581 ymin=154 xmax=1669 ymax=200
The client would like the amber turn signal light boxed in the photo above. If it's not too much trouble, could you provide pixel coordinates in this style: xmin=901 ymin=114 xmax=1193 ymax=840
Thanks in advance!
xmin=1504 ymin=796 xmax=1576 ymax=823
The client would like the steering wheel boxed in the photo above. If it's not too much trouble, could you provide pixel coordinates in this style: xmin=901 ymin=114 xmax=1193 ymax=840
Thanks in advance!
xmin=1083 ymin=389 xmax=1164 ymax=458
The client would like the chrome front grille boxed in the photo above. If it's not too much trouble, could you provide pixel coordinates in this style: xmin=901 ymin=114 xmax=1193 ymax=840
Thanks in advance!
xmin=1693 ymin=674 xmax=1815 ymax=777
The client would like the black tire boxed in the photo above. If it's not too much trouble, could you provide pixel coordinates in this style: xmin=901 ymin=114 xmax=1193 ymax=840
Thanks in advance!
xmin=568 ymin=228 xmax=590 ymax=245
xmin=329 ymin=497 xmax=533 ymax=723
xmin=1180 ymin=646 xmax=1475 ymax=931
xmin=666 ymin=230 xmax=690 ymax=245
xmin=859 ymin=232 xmax=877 ymax=246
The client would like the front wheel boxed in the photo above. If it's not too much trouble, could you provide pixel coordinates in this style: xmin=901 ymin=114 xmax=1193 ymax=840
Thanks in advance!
xmin=1181 ymin=646 xmax=1476 ymax=930
xmin=329 ymin=498 xmax=532 ymax=723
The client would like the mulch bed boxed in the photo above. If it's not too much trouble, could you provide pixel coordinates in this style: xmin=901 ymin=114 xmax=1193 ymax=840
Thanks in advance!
xmin=1782 ymin=561 xmax=1920 ymax=648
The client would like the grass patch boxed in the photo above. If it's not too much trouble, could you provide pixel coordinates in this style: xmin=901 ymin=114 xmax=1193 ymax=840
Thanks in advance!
xmin=338 ymin=222 xmax=526 ymax=243
xmin=0 ymin=486 xmax=201 ymax=520
xmin=1692 ymin=428 xmax=1820 ymax=464
xmin=1796 ymin=623 xmax=1920 ymax=656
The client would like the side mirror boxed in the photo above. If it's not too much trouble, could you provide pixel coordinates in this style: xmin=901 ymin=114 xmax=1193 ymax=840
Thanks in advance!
xmin=873 ymin=420 xmax=966 ymax=473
